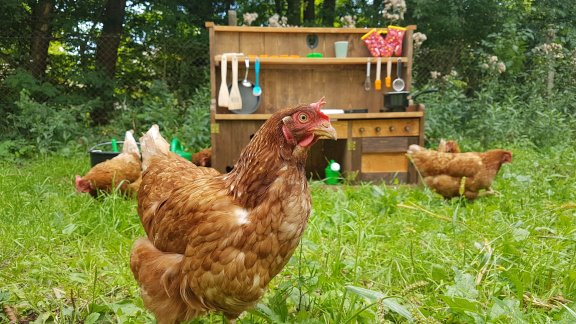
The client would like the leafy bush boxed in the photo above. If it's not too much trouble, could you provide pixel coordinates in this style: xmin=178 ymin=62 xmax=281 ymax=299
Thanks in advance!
xmin=420 ymin=36 xmax=576 ymax=151
xmin=106 ymin=80 xmax=211 ymax=152
xmin=173 ymin=84 xmax=212 ymax=152
xmin=4 ymin=90 xmax=94 ymax=158
xmin=423 ymin=82 xmax=576 ymax=150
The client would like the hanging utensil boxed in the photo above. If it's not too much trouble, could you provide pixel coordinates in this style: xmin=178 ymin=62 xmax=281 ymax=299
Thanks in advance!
xmin=252 ymin=57 xmax=262 ymax=96
xmin=242 ymin=56 xmax=251 ymax=87
xmin=375 ymin=57 xmax=382 ymax=90
xmin=392 ymin=58 xmax=405 ymax=92
xmin=228 ymin=55 xmax=242 ymax=110
xmin=218 ymin=54 xmax=229 ymax=107
xmin=363 ymin=59 xmax=371 ymax=91
xmin=385 ymin=57 xmax=392 ymax=89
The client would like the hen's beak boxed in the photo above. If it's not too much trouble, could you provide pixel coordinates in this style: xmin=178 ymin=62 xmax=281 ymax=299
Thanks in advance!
xmin=313 ymin=122 xmax=337 ymax=140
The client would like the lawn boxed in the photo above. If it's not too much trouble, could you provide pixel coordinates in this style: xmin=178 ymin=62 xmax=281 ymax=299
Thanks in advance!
xmin=0 ymin=146 xmax=575 ymax=323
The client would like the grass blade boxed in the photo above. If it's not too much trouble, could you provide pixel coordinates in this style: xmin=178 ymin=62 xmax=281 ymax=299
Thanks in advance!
xmin=345 ymin=285 xmax=413 ymax=321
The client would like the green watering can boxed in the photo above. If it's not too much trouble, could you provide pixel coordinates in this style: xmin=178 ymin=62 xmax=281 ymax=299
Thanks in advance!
xmin=324 ymin=160 xmax=341 ymax=185
xmin=170 ymin=138 xmax=192 ymax=161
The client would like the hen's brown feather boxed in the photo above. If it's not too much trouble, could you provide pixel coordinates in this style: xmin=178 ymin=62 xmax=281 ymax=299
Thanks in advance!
xmin=131 ymin=99 xmax=336 ymax=323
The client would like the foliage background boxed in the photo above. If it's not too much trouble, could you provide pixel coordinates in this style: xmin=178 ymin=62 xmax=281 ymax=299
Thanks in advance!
xmin=0 ymin=0 xmax=575 ymax=159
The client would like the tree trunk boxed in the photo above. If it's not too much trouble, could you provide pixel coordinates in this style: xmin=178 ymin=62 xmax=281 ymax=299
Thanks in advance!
xmin=286 ymin=0 xmax=301 ymax=26
xmin=93 ymin=0 xmax=127 ymax=125
xmin=29 ymin=0 xmax=53 ymax=80
xmin=321 ymin=0 xmax=336 ymax=27
xmin=303 ymin=0 xmax=315 ymax=26
xmin=95 ymin=0 xmax=126 ymax=79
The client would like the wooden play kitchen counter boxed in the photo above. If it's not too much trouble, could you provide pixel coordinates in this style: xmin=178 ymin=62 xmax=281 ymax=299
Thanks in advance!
xmin=206 ymin=22 xmax=423 ymax=183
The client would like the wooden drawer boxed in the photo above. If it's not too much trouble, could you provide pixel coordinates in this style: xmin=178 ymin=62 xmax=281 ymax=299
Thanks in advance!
xmin=361 ymin=153 xmax=408 ymax=173
xmin=361 ymin=136 xmax=417 ymax=153
xmin=351 ymin=119 xmax=420 ymax=137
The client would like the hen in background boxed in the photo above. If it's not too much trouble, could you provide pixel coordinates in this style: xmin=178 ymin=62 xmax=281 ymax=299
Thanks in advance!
xmin=75 ymin=130 xmax=141 ymax=197
xmin=437 ymin=139 xmax=461 ymax=153
xmin=192 ymin=147 xmax=212 ymax=167
xmin=130 ymin=99 xmax=336 ymax=323
xmin=407 ymin=144 xmax=512 ymax=200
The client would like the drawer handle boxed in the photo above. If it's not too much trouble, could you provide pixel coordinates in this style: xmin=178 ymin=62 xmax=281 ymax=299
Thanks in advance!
xmin=359 ymin=127 xmax=365 ymax=133
xmin=375 ymin=127 xmax=381 ymax=133
xmin=388 ymin=126 xmax=395 ymax=132
xmin=404 ymin=125 xmax=412 ymax=132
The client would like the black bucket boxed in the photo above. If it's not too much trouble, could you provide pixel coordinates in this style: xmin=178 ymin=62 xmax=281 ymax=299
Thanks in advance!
xmin=88 ymin=141 xmax=122 ymax=167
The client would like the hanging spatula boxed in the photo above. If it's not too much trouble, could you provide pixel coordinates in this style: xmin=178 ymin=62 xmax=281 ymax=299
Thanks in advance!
xmin=228 ymin=55 xmax=242 ymax=110
xmin=218 ymin=54 xmax=229 ymax=107
xmin=375 ymin=57 xmax=382 ymax=90
xmin=385 ymin=57 xmax=392 ymax=89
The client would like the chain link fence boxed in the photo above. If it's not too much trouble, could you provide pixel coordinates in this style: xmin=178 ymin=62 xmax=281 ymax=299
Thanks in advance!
xmin=0 ymin=35 xmax=210 ymax=126
xmin=1 ymin=32 xmax=567 ymax=134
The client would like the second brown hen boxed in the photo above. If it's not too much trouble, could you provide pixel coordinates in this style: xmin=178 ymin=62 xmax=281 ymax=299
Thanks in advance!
xmin=75 ymin=130 xmax=141 ymax=197
xmin=191 ymin=147 xmax=212 ymax=167
xmin=407 ymin=145 xmax=512 ymax=200
xmin=437 ymin=139 xmax=461 ymax=153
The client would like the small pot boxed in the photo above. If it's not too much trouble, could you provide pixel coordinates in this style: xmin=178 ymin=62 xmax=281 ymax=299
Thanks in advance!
xmin=383 ymin=89 xmax=438 ymax=112
xmin=384 ymin=91 xmax=410 ymax=111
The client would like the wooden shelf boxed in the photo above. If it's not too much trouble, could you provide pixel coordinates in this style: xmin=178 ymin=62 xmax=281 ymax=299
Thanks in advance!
xmin=205 ymin=22 xmax=417 ymax=34
xmin=214 ymin=55 xmax=408 ymax=66
xmin=214 ymin=112 xmax=423 ymax=121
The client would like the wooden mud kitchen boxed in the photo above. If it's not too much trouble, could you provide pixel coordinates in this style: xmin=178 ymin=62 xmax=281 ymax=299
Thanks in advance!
xmin=206 ymin=22 xmax=424 ymax=183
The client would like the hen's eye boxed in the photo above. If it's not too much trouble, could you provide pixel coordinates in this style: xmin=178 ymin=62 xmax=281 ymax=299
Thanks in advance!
xmin=298 ymin=113 xmax=309 ymax=123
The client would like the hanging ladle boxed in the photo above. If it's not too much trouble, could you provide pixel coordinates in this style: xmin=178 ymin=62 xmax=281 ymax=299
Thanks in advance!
xmin=392 ymin=58 xmax=405 ymax=92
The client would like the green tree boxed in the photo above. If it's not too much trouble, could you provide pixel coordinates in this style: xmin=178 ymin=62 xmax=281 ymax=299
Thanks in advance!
xmin=29 ymin=0 xmax=54 ymax=79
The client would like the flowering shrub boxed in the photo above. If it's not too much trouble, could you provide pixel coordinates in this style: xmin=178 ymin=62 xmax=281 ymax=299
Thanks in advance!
xmin=383 ymin=0 xmax=406 ymax=22
xmin=243 ymin=12 xmax=258 ymax=26
xmin=340 ymin=15 xmax=356 ymax=28
xmin=268 ymin=14 xmax=288 ymax=27
xmin=413 ymin=32 xmax=427 ymax=49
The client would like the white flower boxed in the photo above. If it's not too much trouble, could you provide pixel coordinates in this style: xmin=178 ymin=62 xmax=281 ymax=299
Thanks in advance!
xmin=340 ymin=15 xmax=356 ymax=28
xmin=268 ymin=14 xmax=280 ymax=27
xmin=243 ymin=12 xmax=258 ymax=26
xmin=489 ymin=55 xmax=498 ymax=64
xmin=383 ymin=0 xmax=406 ymax=21
xmin=497 ymin=62 xmax=506 ymax=73
xmin=413 ymin=32 xmax=427 ymax=48
xmin=532 ymin=42 xmax=564 ymax=59
xmin=430 ymin=71 xmax=442 ymax=79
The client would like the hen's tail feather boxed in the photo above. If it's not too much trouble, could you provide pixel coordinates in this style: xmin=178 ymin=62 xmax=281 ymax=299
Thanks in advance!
xmin=130 ymin=238 xmax=205 ymax=323
xmin=140 ymin=124 xmax=170 ymax=171
xmin=122 ymin=130 xmax=140 ymax=157
xmin=407 ymin=144 xmax=424 ymax=154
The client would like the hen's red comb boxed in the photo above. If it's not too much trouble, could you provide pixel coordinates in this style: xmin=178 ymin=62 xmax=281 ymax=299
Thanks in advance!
xmin=311 ymin=97 xmax=329 ymax=120
xmin=310 ymin=97 xmax=326 ymax=111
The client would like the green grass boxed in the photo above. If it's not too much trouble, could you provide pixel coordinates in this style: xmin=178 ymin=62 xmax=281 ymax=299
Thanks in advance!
xmin=1 ymin=146 xmax=575 ymax=323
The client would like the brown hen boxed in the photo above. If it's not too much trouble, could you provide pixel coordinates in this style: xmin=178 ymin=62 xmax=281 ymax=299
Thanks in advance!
xmin=75 ymin=130 xmax=141 ymax=197
xmin=437 ymin=139 xmax=461 ymax=153
xmin=130 ymin=98 xmax=336 ymax=323
xmin=191 ymin=147 xmax=212 ymax=167
xmin=407 ymin=145 xmax=512 ymax=200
